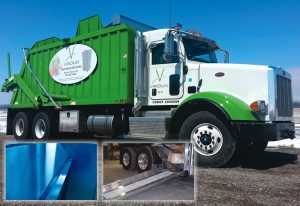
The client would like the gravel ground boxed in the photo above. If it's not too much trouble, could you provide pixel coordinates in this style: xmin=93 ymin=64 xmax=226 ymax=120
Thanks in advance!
xmin=196 ymin=147 xmax=300 ymax=206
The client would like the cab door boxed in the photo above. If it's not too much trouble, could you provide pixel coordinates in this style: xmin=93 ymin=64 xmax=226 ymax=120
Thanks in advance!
xmin=148 ymin=41 xmax=184 ymax=102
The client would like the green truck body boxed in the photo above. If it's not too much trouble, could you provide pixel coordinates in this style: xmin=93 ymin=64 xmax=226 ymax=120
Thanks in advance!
xmin=7 ymin=16 xmax=135 ymax=109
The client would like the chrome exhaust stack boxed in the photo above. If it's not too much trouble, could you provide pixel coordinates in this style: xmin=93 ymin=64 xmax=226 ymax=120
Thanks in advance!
xmin=132 ymin=31 xmax=146 ymax=116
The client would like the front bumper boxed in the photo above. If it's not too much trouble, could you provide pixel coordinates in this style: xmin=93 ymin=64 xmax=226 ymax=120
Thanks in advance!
xmin=232 ymin=121 xmax=295 ymax=141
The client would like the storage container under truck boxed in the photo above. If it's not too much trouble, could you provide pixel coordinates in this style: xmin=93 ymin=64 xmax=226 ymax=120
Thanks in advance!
xmin=1 ymin=15 xmax=295 ymax=167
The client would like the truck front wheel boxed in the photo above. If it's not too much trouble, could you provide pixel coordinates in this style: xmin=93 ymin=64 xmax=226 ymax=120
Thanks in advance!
xmin=32 ymin=112 xmax=53 ymax=140
xmin=179 ymin=111 xmax=236 ymax=167
xmin=13 ymin=112 xmax=31 ymax=140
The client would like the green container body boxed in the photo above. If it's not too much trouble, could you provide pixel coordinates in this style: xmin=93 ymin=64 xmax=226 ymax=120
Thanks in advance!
xmin=10 ymin=16 xmax=136 ymax=109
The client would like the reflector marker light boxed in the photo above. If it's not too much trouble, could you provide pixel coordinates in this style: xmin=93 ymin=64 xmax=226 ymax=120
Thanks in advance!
xmin=250 ymin=100 xmax=267 ymax=115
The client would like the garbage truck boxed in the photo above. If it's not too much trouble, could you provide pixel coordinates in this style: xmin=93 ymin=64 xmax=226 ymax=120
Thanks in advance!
xmin=1 ymin=14 xmax=295 ymax=167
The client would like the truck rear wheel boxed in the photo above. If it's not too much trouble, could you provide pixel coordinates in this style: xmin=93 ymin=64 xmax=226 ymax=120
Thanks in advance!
xmin=13 ymin=112 xmax=31 ymax=140
xmin=121 ymin=147 xmax=137 ymax=170
xmin=179 ymin=111 xmax=236 ymax=167
xmin=32 ymin=112 xmax=53 ymax=140
xmin=136 ymin=146 xmax=153 ymax=173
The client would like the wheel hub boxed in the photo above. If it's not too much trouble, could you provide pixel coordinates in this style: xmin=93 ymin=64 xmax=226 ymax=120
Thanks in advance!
xmin=35 ymin=119 xmax=46 ymax=139
xmin=200 ymin=134 xmax=212 ymax=145
xmin=138 ymin=153 xmax=148 ymax=170
xmin=191 ymin=123 xmax=223 ymax=156
xmin=123 ymin=152 xmax=130 ymax=166
xmin=15 ymin=118 xmax=24 ymax=136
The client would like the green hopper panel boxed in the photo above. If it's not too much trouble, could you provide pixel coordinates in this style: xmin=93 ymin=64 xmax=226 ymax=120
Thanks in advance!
xmin=10 ymin=15 xmax=136 ymax=109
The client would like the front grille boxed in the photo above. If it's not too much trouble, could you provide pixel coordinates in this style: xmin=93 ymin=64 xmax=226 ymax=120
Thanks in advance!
xmin=276 ymin=75 xmax=293 ymax=117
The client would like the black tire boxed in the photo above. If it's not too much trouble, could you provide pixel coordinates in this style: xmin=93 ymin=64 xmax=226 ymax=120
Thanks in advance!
xmin=32 ymin=112 xmax=54 ymax=140
xmin=13 ymin=112 xmax=31 ymax=140
xmin=179 ymin=111 xmax=236 ymax=168
xmin=121 ymin=147 xmax=137 ymax=170
xmin=136 ymin=146 xmax=153 ymax=173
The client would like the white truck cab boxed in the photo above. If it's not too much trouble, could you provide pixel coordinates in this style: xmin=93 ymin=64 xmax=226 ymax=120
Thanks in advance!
xmin=135 ymin=28 xmax=293 ymax=123
xmin=130 ymin=25 xmax=294 ymax=167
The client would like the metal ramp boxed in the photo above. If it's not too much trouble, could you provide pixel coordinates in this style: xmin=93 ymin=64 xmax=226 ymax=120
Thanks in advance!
xmin=103 ymin=169 xmax=179 ymax=200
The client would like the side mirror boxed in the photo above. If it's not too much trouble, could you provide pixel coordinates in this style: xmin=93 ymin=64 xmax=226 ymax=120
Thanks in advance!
xmin=163 ymin=31 xmax=175 ymax=63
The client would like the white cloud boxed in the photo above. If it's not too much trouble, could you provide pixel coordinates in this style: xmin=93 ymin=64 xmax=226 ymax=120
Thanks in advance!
xmin=287 ymin=68 xmax=300 ymax=101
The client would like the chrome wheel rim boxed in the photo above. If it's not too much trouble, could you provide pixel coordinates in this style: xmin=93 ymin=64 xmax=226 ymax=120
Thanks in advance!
xmin=138 ymin=153 xmax=148 ymax=170
xmin=191 ymin=123 xmax=223 ymax=156
xmin=123 ymin=152 xmax=130 ymax=166
xmin=35 ymin=119 xmax=46 ymax=139
xmin=15 ymin=118 xmax=24 ymax=136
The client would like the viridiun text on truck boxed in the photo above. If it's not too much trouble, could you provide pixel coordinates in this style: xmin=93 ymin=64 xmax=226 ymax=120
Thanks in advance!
xmin=2 ymin=15 xmax=295 ymax=167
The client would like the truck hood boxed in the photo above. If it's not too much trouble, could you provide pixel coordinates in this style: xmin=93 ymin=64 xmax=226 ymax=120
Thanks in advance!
xmin=188 ymin=61 xmax=291 ymax=78
xmin=186 ymin=62 xmax=291 ymax=121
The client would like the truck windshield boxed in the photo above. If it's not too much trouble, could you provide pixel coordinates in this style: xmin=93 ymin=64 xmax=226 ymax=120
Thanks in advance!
xmin=182 ymin=38 xmax=217 ymax=63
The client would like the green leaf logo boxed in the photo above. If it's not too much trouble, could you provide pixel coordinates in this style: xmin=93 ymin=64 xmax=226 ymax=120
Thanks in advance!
xmin=65 ymin=47 xmax=75 ymax=62
xmin=152 ymin=69 xmax=164 ymax=83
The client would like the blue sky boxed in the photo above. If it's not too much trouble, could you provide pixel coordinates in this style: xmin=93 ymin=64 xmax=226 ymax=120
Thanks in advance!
xmin=0 ymin=0 xmax=300 ymax=103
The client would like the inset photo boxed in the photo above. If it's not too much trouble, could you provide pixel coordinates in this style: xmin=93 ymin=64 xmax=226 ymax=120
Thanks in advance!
xmin=5 ymin=143 xmax=97 ymax=200
xmin=103 ymin=143 xmax=194 ymax=201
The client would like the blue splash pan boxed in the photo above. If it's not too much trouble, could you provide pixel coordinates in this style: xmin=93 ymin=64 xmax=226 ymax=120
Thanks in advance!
xmin=6 ymin=143 xmax=97 ymax=200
